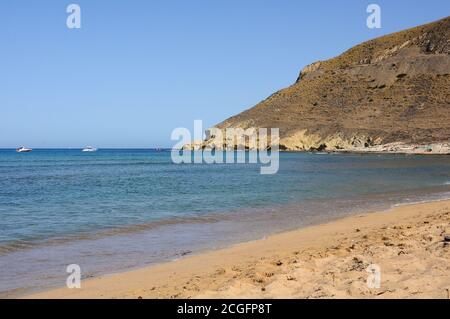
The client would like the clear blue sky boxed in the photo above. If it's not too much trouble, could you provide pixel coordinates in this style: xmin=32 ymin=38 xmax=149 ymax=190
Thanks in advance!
xmin=1 ymin=0 xmax=449 ymax=148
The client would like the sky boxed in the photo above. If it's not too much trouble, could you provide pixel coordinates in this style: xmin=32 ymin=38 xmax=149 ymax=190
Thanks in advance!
xmin=1 ymin=0 xmax=449 ymax=148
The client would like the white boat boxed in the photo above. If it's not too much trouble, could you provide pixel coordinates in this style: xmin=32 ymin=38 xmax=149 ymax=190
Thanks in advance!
xmin=16 ymin=147 xmax=32 ymax=153
xmin=82 ymin=146 xmax=97 ymax=152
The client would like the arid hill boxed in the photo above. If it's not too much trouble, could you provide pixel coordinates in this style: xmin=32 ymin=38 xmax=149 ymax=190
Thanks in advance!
xmin=208 ymin=16 xmax=450 ymax=153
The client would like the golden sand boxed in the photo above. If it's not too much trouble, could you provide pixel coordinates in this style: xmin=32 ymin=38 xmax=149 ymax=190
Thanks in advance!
xmin=27 ymin=200 xmax=450 ymax=299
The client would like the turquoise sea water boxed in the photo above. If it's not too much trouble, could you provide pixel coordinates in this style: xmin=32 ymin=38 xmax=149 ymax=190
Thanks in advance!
xmin=0 ymin=149 xmax=450 ymax=296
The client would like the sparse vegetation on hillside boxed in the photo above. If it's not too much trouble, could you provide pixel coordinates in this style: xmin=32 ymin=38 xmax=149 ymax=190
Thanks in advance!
xmin=214 ymin=16 xmax=450 ymax=152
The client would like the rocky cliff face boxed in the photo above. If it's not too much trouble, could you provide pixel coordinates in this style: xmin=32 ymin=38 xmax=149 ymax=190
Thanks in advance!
xmin=207 ymin=17 xmax=450 ymax=153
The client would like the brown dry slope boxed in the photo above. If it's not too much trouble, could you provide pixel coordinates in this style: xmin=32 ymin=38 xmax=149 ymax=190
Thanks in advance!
xmin=214 ymin=17 xmax=450 ymax=152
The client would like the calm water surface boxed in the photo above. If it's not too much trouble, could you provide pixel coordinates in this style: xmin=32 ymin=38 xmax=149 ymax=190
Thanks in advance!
xmin=0 ymin=149 xmax=449 ymax=296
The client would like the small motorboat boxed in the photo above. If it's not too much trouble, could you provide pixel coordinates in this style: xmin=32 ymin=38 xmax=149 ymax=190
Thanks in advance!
xmin=82 ymin=146 xmax=97 ymax=152
xmin=16 ymin=147 xmax=32 ymax=153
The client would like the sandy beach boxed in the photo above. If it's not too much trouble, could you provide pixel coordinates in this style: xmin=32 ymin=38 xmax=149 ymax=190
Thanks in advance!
xmin=25 ymin=199 xmax=450 ymax=299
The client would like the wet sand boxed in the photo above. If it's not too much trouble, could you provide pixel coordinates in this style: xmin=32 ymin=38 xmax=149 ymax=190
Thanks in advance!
xmin=27 ymin=200 xmax=450 ymax=299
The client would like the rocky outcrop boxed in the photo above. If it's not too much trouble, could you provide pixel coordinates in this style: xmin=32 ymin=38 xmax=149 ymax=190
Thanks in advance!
xmin=296 ymin=61 xmax=323 ymax=82
xmin=205 ymin=16 xmax=450 ymax=154
xmin=351 ymin=142 xmax=450 ymax=154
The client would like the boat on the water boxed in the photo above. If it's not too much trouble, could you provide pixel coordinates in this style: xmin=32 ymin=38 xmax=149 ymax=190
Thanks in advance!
xmin=82 ymin=146 xmax=97 ymax=152
xmin=16 ymin=147 xmax=32 ymax=153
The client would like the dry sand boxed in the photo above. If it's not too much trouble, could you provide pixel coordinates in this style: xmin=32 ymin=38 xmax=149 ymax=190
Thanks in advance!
xmin=27 ymin=200 xmax=450 ymax=299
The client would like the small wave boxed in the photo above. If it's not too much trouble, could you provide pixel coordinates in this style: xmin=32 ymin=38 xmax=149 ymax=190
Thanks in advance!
xmin=392 ymin=197 xmax=450 ymax=208
xmin=0 ymin=214 xmax=223 ymax=256
xmin=444 ymin=181 xmax=450 ymax=185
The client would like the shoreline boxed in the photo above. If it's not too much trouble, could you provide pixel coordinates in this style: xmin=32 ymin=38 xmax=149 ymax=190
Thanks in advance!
xmin=184 ymin=140 xmax=450 ymax=155
xmin=25 ymin=199 xmax=450 ymax=299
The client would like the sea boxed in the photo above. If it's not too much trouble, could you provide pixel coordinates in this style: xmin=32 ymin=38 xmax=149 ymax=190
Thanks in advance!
xmin=1 ymin=149 xmax=449 ymax=296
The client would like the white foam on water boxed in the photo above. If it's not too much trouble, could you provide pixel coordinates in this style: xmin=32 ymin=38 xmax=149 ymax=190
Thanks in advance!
xmin=392 ymin=193 xmax=450 ymax=208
